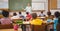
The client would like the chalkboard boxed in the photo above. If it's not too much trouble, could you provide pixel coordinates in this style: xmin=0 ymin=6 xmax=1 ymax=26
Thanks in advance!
xmin=9 ymin=0 xmax=31 ymax=11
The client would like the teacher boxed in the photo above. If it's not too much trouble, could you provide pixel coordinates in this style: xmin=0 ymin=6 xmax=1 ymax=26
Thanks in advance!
xmin=24 ymin=3 xmax=32 ymax=14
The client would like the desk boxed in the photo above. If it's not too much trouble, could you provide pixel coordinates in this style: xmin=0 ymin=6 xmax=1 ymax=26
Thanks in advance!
xmin=0 ymin=24 xmax=13 ymax=29
xmin=13 ymin=19 xmax=48 ymax=31
xmin=13 ymin=19 xmax=30 ymax=31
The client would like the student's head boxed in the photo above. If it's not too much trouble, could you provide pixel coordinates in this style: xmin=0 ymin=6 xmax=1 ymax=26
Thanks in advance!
xmin=31 ymin=13 xmax=37 ymax=19
xmin=27 ymin=3 xmax=30 ymax=6
xmin=49 ymin=15 xmax=54 ymax=20
xmin=26 ymin=12 xmax=29 ymax=15
xmin=41 ymin=11 xmax=43 ymax=13
xmin=13 ymin=13 xmax=17 ymax=16
xmin=54 ymin=11 xmax=60 ymax=18
xmin=2 ymin=10 xmax=9 ymax=17
xmin=19 ymin=12 xmax=21 ymax=14
xmin=47 ymin=11 xmax=51 ymax=16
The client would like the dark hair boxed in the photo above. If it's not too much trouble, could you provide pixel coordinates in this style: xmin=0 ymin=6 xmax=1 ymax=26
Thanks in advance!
xmin=54 ymin=11 xmax=60 ymax=18
xmin=41 ymin=11 xmax=43 ymax=13
xmin=26 ymin=12 xmax=29 ymax=14
xmin=31 ymin=13 xmax=37 ymax=19
xmin=2 ymin=10 xmax=9 ymax=17
xmin=19 ymin=12 xmax=21 ymax=14
xmin=58 ymin=16 xmax=60 ymax=23
xmin=58 ymin=13 xmax=60 ymax=23
xmin=13 ymin=13 xmax=17 ymax=16
xmin=47 ymin=11 xmax=51 ymax=16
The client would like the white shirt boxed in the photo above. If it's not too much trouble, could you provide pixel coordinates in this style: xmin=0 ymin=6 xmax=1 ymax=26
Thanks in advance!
xmin=39 ymin=13 xmax=45 ymax=17
xmin=11 ymin=16 xmax=19 ymax=19
xmin=24 ymin=6 xmax=32 ymax=13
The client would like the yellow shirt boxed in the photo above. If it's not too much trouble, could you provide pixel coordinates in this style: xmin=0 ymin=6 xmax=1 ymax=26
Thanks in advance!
xmin=30 ymin=18 xmax=43 ymax=25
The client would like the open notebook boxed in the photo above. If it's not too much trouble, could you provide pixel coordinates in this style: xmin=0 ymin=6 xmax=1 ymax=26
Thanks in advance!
xmin=16 ymin=19 xmax=23 ymax=24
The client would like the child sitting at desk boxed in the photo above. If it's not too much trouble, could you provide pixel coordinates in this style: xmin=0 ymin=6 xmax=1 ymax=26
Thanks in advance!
xmin=30 ymin=13 xmax=43 ymax=25
xmin=19 ymin=12 xmax=24 ymax=17
xmin=39 ymin=11 xmax=45 ymax=17
xmin=47 ymin=15 xmax=54 ymax=31
xmin=0 ymin=10 xmax=12 ymax=25
xmin=26 ymin=12 xmax=32 ymax=21
xmin=11 ymin=13 xmax=19 ymax=19
xmin=30 ymin=13 xmax=45 ymax=31
xmin=39 ymin=11 xmax=46 ymax=20
xmin=53 ymin=11 xmax=60 ymax=31
xmin=25 ymin=12 xmax=32 ymax=31
xmin=18 ymin=12 xmax=25 ymax=19
xmin=0 ymin=10 xmax=13 ymax=29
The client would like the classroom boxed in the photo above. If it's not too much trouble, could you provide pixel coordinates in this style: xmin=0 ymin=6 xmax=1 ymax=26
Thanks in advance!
xmin=0 ymin=0 xmax=60 ymax=31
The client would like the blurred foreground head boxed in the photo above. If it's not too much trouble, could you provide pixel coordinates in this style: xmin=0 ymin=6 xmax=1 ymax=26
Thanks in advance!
xmin=31 ymin=13 xmax=37 ymax=19
xmin=2 ymin=10 xmax=9 ymax=17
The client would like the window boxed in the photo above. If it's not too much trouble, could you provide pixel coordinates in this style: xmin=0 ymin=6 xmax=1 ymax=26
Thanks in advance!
xmin=0 ymin=0 xmax=8 ymax=8
xmin=57 ymin=0 xmax=60 ymax=9
xmin=32 ymin=0 xmax=48 ymax=10
xmin=32 ymin=3 xmax=44 ymax=10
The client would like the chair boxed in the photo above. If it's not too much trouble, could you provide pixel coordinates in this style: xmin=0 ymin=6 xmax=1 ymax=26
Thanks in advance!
xmin=0 ymin=24 xmax=13 ymax=29
xmin=31 ymin=24 xmax=46 ymax=31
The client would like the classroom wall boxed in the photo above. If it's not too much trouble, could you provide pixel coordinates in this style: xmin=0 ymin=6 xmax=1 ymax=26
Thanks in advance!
xmin=57 ymin=0 xmax=60 ymax=9
xmin=50 ymin=0 xmax=57 ymax=9
xmin=32 ymin=0 xmax=48 ymax=10
xmin=0 ymin=0 xmax=8 ymax=8
xmin=49 ymin=0 xmax=60 ymax=15
xmin=0 ymin=0 xmax=60 ymax=16
xmin=9 ymin=0 xmax=48 ymax=15
xmin=50 ymin=10 xmax=60 ymax=15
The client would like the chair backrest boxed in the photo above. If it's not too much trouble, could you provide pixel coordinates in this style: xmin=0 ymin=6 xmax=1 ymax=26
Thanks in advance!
xmin=0 ymin=24 xmax=13 ymax=29
xmin=31 ymin=25 xmax=46 ymax=31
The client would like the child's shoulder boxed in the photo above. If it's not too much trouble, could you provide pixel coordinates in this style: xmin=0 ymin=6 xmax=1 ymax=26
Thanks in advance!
xmin=47 ymin=19 xmax=52 ymax=22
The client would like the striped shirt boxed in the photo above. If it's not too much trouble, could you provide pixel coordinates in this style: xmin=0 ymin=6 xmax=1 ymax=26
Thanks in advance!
xmin=0 ymin=18 xmax=12 ymax=25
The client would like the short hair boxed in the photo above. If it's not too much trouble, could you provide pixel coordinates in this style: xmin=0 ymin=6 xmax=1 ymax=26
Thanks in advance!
xmin=41 ymin=11 xmax=43 ymax=13
xmin=13 ymin=13 xmax=17 ymax=16
xmin=47 ymin=11 xmax=51 ymax=16
xmin=31 ymin=13 xmax=37 ymax=19
xmin=54 ymin=11 xmax=60 ymax=18
xmin=2 ymin=10 xmax=9 ymax=17
xmin=19 ymin=12 xmax=21 ymax=14
xmin=26 ymin=12 xmax=29 ymax=14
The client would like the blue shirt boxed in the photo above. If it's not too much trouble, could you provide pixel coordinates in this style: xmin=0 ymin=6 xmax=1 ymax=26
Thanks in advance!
xmin=53 ymin=18 xmax=58 ymax=29
xmin=47 ymin=19 xmax=53 ymax=23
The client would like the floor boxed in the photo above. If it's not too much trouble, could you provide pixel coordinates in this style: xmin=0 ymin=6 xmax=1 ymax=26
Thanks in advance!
xmin=0 ymin=28 xmax=22 ymax=31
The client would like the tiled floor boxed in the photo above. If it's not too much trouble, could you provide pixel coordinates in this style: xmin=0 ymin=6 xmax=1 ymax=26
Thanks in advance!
xmin=0 ymin=28 xmax=22 ymax=31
